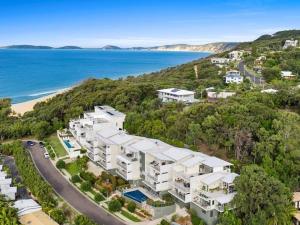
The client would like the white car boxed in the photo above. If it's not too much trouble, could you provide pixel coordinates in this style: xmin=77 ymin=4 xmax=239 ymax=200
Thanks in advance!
xmin=44 ymin=152 xmax=50 ymax=159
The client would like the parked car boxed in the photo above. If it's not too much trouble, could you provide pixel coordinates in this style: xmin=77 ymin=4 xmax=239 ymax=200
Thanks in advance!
xmin=27 ymin=141 xmax=35 ymax=146
xmin=44 ymin=152 xmax=50 ymax=159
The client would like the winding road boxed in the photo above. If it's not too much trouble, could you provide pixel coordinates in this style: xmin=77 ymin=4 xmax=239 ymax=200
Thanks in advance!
xmin=238 ymin=61 xmax=265 ymax=85
xmin=25 ymin=142 xmax=125 ymax=225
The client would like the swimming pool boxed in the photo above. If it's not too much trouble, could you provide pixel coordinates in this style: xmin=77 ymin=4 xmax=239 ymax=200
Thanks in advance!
xmin=123 ymin=190 xmax=148 ymax=203
xmin=63 ymin=140 xmax=73 ymax=149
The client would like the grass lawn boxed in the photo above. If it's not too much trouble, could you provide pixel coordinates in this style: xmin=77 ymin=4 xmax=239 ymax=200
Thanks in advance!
xmin=121 ymin=210 xmax=141 ymax=222
xmin=46 ymin=134 xmax=68 ymax=157
xmin=65 ymin=162 xmax=81 ymax=176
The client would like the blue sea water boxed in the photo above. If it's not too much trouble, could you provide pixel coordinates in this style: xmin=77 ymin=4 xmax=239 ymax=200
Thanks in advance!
xmin=0 ymin=49 xmax=210 ymax=103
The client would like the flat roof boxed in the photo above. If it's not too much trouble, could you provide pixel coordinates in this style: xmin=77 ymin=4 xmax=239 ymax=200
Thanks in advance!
xmin=202 ymin=156 xmax=232 ymax=167
xmin=19 ymin=210 xmax=59 ymax=225
xmin=181 ymin=156 xmax=206 ymax=167
xmin=125 ymin=138 xmax=171 ymax=153
xmin=215 ymin=192 xmax=236 ymax=204
xmin=157 ymin=88 xmax=195 ymax=96
xmin=162 ymin=147 xmax=193 ymax=161
xmin=108 ymin=133 xmax=137 ymax=145
xmin=95 ymin=105 xmax=125 ymax=117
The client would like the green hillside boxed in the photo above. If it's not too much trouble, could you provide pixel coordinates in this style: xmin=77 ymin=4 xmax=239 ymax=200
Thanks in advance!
xmin=1 ymin=30 xmax=300 ymax=224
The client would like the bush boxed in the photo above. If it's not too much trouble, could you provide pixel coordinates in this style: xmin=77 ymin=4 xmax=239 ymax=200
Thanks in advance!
xmin=80 ymin=171 xmax=96 ymax=184
xmin=50 ymin=208 xmax=66 ymax=224
xmin=108 ymin=199 xmax=122 ymax=212
xmin=49 ymin=151 xmax=56 ymax=159
xmin=56 ymin=159 xmax=66 ymax=169
xmin=80 ymin=181 xmax=92 ymax=192
xmin=127 ymin=201 xmax=136 ymax=213
xmin=80 ymin=148 xmax=87 ymax=154
xmin=71 ymin=175 xmax=81 ymax=183
xmin=94 ymin=193 xmax=105 ymax=203
xmin=74 ymin=215 xmax=97 ymax=225
xmin=160 ymin=219 xmax=170 ymax=225
xmin=117 ymin=196 xmax=125 ymax=207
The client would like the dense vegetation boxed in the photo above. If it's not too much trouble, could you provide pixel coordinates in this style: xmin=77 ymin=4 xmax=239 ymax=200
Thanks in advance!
xmin=0 ymin=196 xmax=19 ymax=225
xmin=0 ymin=30 xmax=300 ymax=224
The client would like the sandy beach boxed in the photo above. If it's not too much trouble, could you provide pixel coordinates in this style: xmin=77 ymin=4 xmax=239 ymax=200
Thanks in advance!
xmin=11 ymin=88 xmax=71 ymax=116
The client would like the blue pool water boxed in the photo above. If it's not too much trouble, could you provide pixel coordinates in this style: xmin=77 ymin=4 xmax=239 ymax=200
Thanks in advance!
xmin=63 ymin=140 xmax=73 ymax=149
xmin=0 ymin=49 xmax=210 ymax=103
xmin=123 ymin=190 xmax=148 ymax=203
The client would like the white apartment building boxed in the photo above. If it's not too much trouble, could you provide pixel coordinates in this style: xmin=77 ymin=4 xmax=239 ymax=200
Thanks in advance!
xmin=225 ymin=70 xmax=243 ymax=84
xmin=157 ymin=88 xmax=197 ymax=103
xmin=228 ymin=50 xmax=244 ymax=61
xmin=207 ymin=91 xmax=236 ymax=99
xmin=283 ymin=39 xmax=298 ymax=49
xmin=68 ymin=106 xmax=239 ymax=225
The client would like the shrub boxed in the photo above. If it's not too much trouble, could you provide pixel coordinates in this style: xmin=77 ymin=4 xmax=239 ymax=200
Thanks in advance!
xmin=117 ymin=196 xmax=125 ymax=207
xmin=108 ymin=199 xmax=122 ymax=212
xmin=74 ymin=215 xmax=97 ymax=225
xmin=49 ymin=151 xmax=56 ymax=159
xmin=94 ymin=193 xmax=105 ymax=203
xmin=80 ymin=148 xmax=87 ymax=154
xmin=50 ymin=208 xmax=66 ymax=224
xmin=56 ymin=159 xmax=66 ymax=169
xmin=127 ymin=201 xmax=136 ymax=213
xmin=71 ymin=175 xmax=81 ymax=183
xmin=80 ymin=181 xmax=92 ymax=192
xmin=80 ymin=171 xmax=96 ymax=184
xmin=160 ymin=219 xmax=170 ymax=225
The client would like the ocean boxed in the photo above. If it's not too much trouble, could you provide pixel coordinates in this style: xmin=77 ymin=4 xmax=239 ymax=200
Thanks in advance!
xmin=0 ymin=49 xmax=210 ymax=103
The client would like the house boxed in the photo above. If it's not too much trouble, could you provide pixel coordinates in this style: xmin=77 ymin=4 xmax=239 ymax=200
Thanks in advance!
xmin=293 ymin=192 xmax=300 ymax=225
xmin=261 ymin=88 xmax=278 ymax=94
xmin=281 ymin=71 xmax=296 ymax=79
xmin=207 ymin=91 xmax=236 ymax=99
xmin=0 ymin=165 xmax=17 ymax=200
xmin=210 ymin=57 xmax=230 ymax=65
xmin=157 ymin=88 xmax=197 ymax=103
xmin=283 ymin=39 xmax=298 ymax=49
xmin=225 ymin=71 xmax=243 ymax=84
xmin=14 ymin=199 xmax=58 ymax=225
xmin=228 ymin=51 xmax=243 ymax=61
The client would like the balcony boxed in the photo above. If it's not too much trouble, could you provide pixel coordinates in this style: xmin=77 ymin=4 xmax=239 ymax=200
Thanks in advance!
xmin=169 ymin=189 xmax=190 ymax=203
xmin=173 ymin=180 xmax=190 ymax=193
xmin=149 ymin=160 xmax=171 ymax=172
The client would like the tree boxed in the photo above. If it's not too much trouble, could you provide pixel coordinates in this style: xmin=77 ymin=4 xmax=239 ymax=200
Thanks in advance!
xmin=80 ymin=181 xmax=92 ymax=192
xmin=94 ymin=193 xmax=104 ymax=203
xmin=234 ymin=165 xmax=294 ymax=225
xmin=108 ymin=199 xmax=122 ymax=212
xmin=71 ymin=175 xmax=81 ymax=183
xmin=31 ymin=121 xmax=52 ymax=139
xmin=127 ymin=201 xmax=136 ymax=213
xmin=0 ymin=198 xmax=19 ymax=225
xmin=56 ymin=159 xmax=66 ymax=169
xmin=218 ymin=209 xmax=242 ymax=225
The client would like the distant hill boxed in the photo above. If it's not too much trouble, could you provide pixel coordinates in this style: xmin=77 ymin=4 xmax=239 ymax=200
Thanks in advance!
xmin=100 ymin=45 xmax=122 ymax=50
xmin=237 ymin=29 xmax=300 ymax=50
xmin=2 ymin=42 xmax=239 ymax=53
xmin=5 ymin=45 xmax=53 ymax=49
xmin=57 ymin=46 xmax=82 ymax=49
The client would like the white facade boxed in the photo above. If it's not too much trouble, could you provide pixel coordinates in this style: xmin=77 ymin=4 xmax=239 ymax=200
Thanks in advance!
xmin=207 ymin=91 xmax=236 ymax=99
xmin=283 ymin=39 xmax=298 ymax=49
xmin=225 ymin=71 xmax=243 ymax=84
xmin=0 ymin=165 xmax=17 ymax=200
xmin=210 ymin=57 xmax=230 ymax=65
xmin=228 ymin=51 xmax=243 ymax=61
xmin=68 ymin=105 xmax=239 ymax=223
xmin=157 ymin=88 xmax=196 ymax=103
xmin=281 ymin=70 xmax=296 ymax=79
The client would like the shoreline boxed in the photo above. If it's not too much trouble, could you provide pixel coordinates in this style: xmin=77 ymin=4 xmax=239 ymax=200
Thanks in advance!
xmin=11 ymin=87 xmax=71 ymax=116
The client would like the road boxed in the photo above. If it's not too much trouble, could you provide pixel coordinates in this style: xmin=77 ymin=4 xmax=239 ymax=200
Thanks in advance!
xmin=26 ymin=142 xmax=125 ymax=225
xmin=238 ymin=61 xmax=265 ymax=85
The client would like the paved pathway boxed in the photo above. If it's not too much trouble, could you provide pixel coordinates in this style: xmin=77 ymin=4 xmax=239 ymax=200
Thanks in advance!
xmin=25 ymin=142 xmax=125 ymax=225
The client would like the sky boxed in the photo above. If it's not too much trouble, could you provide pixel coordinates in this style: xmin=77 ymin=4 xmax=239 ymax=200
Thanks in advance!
xmin=0 ymin=0 xmax=299 ymax=47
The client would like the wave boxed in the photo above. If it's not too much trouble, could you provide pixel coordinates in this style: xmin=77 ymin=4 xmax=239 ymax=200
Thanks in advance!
xmin=27 ymin=89 xmax=62 ymax=97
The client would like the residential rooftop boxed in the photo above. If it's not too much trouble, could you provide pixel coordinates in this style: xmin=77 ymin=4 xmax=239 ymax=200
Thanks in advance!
xmin=157 ymin=88 xmax=195 ymax=96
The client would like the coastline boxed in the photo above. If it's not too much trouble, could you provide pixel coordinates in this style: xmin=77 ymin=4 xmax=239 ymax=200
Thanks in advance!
xmin=11 ymin=87 xmax=71 ymax=116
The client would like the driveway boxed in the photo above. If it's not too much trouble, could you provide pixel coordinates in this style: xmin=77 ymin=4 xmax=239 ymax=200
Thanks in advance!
xmin=25 ymin=142 xmax=125 ymax=225
xmin=238 ymin=61 xmax=265 ymax=85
